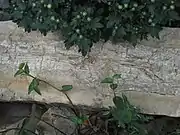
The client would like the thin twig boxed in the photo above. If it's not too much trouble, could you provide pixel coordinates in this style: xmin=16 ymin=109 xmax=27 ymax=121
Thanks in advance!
xmin=39 ymin=79 xmax=79 ymax=116
xmin=27 ymin=74 xmax=79 ymax=116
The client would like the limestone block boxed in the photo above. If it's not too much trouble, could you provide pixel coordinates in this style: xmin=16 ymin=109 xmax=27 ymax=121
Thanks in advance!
xmin=1 ymin=21 xmax=180 ymax=116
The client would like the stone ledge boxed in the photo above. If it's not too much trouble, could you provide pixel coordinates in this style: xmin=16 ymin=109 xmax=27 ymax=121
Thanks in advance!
xmin=1 ymin=21 xmax=180 ymax=117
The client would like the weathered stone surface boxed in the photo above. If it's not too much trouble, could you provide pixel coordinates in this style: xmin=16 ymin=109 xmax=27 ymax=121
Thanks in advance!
xmin=1 ymin=21 xmax=180 ymax=116
xmin=0 ymin=103 xmax=77 ymax=135
xmin=38 ymin=106 xmax=77 ymax=135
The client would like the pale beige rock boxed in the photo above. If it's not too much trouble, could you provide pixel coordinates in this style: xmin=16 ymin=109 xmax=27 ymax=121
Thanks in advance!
xmin=38 ymin=106 xmax=77 ymax=135
xmin=1 ymin=21 xmax=180 ymax=116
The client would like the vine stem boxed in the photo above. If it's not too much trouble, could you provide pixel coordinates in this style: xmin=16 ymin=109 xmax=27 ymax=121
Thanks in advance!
xmin=27 ymin=74 xmax=79 ymax=116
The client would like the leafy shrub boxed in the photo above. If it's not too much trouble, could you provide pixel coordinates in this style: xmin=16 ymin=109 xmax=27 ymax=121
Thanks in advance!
xmin=101 ymin=74 xmax=152 ymax=134
xmin=5 ymin=0 xmax=180 ymax=56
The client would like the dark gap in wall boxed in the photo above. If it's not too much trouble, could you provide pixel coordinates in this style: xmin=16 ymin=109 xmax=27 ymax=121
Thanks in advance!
xmin=0 ymin=101 xmax=180 ymax=135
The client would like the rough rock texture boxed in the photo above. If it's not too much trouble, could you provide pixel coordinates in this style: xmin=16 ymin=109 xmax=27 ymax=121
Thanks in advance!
xmin=0 ymin=103 xmax=75 ymax=135
xmin=1 ymin=21 xmax=180 ymax=116
xmin=38 ymin=106 xmax=77 ymax=135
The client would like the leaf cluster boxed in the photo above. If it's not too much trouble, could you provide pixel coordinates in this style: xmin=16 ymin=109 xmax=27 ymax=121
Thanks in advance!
xmin=101 ymin=74 xmax=153 ymax=134
xmin=5 ymin=0 xmax=180 ymax=56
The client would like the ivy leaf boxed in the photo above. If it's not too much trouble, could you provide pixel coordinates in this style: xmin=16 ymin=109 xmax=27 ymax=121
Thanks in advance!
xmin=24 ymin=63 xmax=30 ymax=74
xmin=111 ymin=95 xmax=134 ymax=127
xmin=113 ymin=74 xmax=122 ymax=79
xmin=12 ymin=11 xmax=23 ymax=19
xmin=96 ymin=8 xmax=104 ymax=15
xmin=61 ymin=85 xmax=73 ymax=91
xmin=71 ymin=116 xmax=84 ymax=125
xmin=28 ymin=78 xmax=41 ymax=95
xmin=110 ymin=83 xmax=118 ymax=90
xmin=149 ymin=26 xmax=162 ymax=39
xmin=69 ymin=34 xmax=78 ymax=43
xmin=126 ymin=34 xmax=138 ymax=46
xmin=28 ymin=79 xmax=35 ymax=94
xmin=106 ymin=16 xmax=117 ymax=28
xmin=148 ymin=5 xmax=155 ymax=14
xmin=79 ymin=38 xmax=91 ymax=56
xmin=168 ymin=11 xmax=180 ymax=20
xmin=107 ymin=20 xmax=115 ymax=28
xmin=18 ymin=63 xmax=25 ymax=69
xmin=71 ymin=115 xmax=88 ymax=125
xmin=94 ymin=23 xmax=103 ymax=28
xmin=113 ymin=96 xmax=124 ymax=108
xmin=101 ymin=77 xmax=113 ymax=83
xmin=117 ymin=27 xmax=126 ymax=37
xmin=19 ymin=3 xmax=26 ymax=10
xmin=34 ymin=87 xmax=41 ymax=95
xmin=91 ymin=18 xmax=103 ymax=29
xmin=122 ymin=93 xmax=129 ymax=105
xmin=14 ymin=69 xmax=24 ymax=77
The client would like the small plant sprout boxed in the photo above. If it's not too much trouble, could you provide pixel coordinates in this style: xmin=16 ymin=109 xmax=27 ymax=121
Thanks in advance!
xmin=14 ymin=63 xmax=157 ymax=134
xmin=101 ymin=74 xmax=122 ymax=95
xmin=14 ymin=63 xmax=79 ymax=116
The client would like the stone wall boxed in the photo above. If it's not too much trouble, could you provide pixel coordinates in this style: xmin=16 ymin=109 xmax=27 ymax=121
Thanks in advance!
xmin=1 ymin=21 xmax=180 ymax=116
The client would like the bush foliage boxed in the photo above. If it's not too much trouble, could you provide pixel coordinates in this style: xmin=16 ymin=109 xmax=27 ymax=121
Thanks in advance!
xmin=5 ymin=0 xmax=180 ymax=56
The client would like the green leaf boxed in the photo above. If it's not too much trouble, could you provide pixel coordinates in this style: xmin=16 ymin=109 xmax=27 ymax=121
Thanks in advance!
xmin=149 ymin=26 xmax=162 ymax=39
xmin=14 ymin=69 xmax=24 ymax=77
xmin=168 ymin=11 xmax=180 ymax=20
xmin=79 ymin=38 xmax=91 ymax=56
xmin=61 ymin=85 xmax=73 ymax=91
xmin=111 ymin=95 xmax=134 ymax=126
xmin=95 ymin=23 xmax=103 ymax=28
xmin=96 ymin=8 xmax=104 ymax=15
xmin=69 ymin=34 xmax=78 ymax=43
xmin=113 ymin=96 xmax=124 ymax=108
xmin=34 ymin=87 xmax=41 ymax=95
xmin=12 ymin=11 xmax=23 ymax=19
xmin=113 ymin=74 xmax=122 ymax=79
xmin=71 ymin=116 xmax=83 ymax=125
xmin=24 ymin=63 xmax=30 ymax=74
xmin=28 ymin=81 xmax=35 ymax=95
xmin=71 ymin=115 xmax=88 ymax=125
xmin=91 ymin=18 xmax=103 ymax=29
xmin=107 ymin=20 xmax=115 ymax=28
xmin=117 ymin=27 xmax=126 ymax=37
xmin=122 ymin=93 xmax=129 ymax=105
xmin=19 ymin=3 xmax=26 ymax=10
xmin=28 ymin=78 xmax=40 ymax=95
xmin=101 ymin=77 xmax=113 ymax=83
xmin=110 ymin=83 xmax=118 ymax=90
xmin=148 ymin=5 xmax=155 ymax=14
xmin=19 ymin=63 xmax=26 ymax=69
xmin=126 ymin=34 xmax=138 ymax=45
